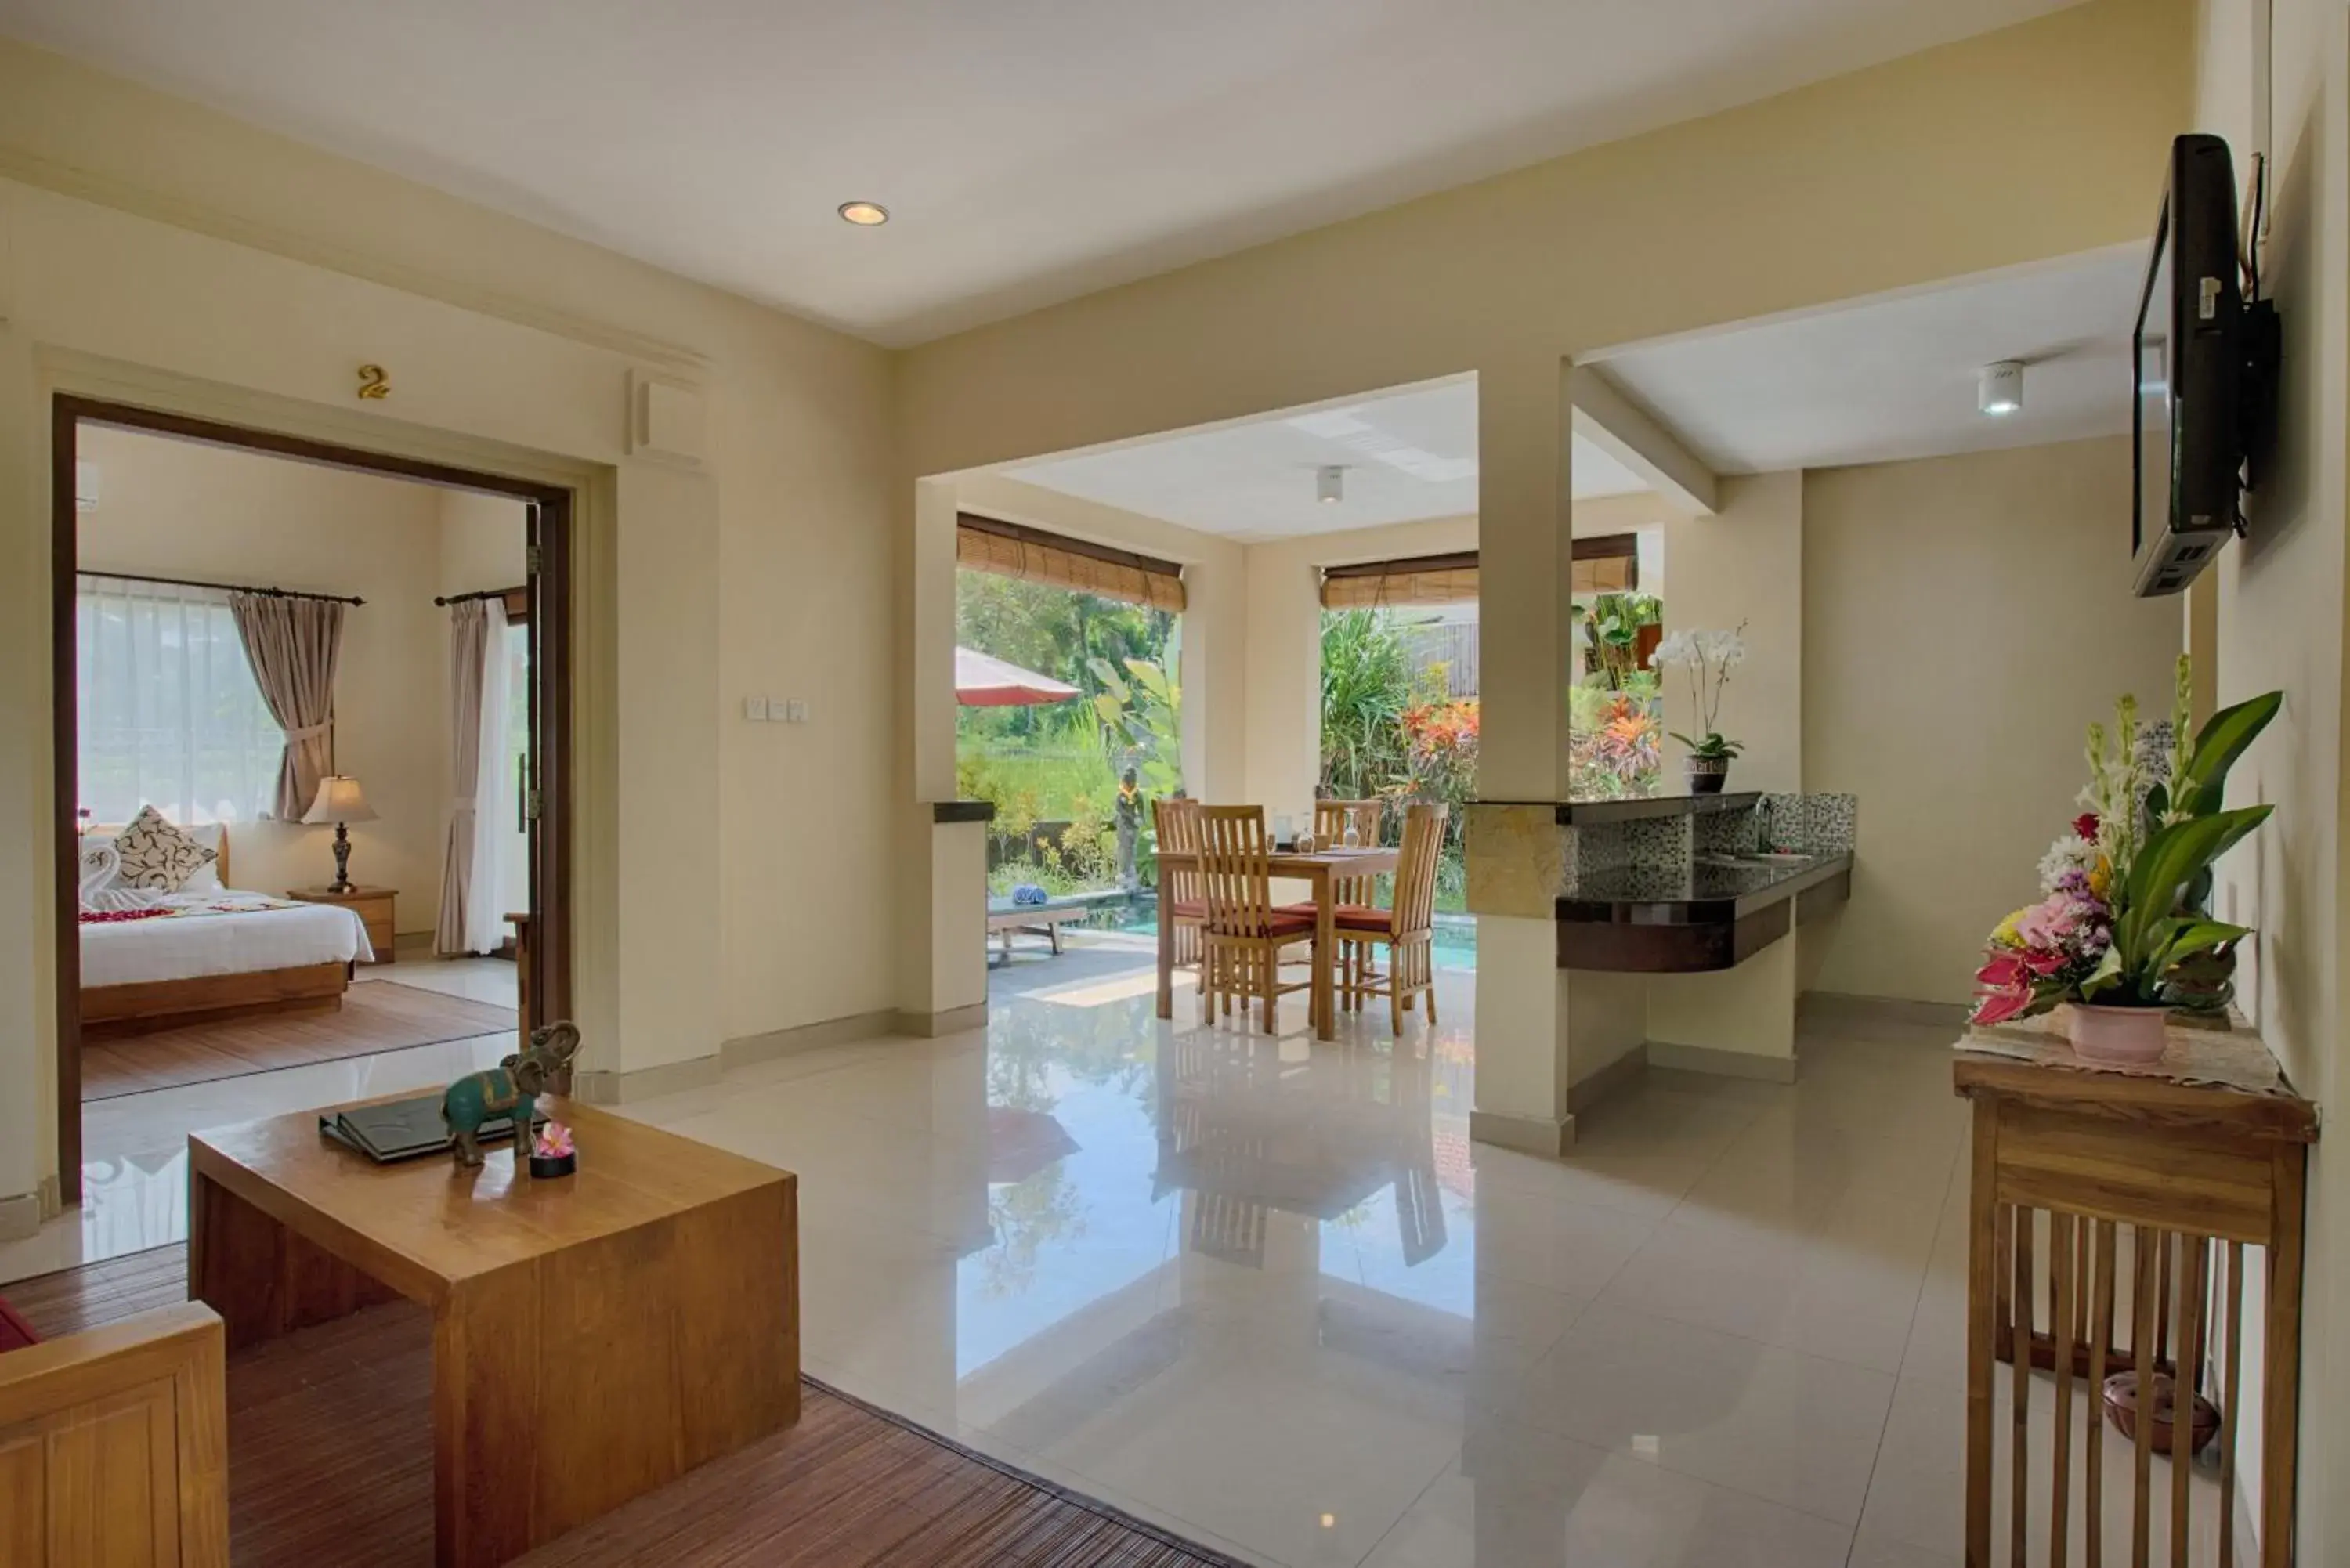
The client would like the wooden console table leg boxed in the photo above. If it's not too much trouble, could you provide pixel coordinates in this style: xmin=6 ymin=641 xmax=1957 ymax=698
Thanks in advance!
xmin=1964 ymin=1104 xmax=1998 ymax=1568
xmin=2262 ymin=1145 xmax=2307 ymax=1568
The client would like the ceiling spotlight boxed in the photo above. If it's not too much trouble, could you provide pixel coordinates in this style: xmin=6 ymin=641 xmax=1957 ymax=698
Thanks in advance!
xmin=1978 ymin=360 xmax=2024 ymax=417
xmin=1317 ymin=464 xmax=1346 ymax=504
xmin=837 ymin=201 xmax=890 ymax=227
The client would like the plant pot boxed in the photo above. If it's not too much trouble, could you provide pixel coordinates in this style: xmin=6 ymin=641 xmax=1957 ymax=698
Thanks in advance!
xmin=2101 ymin=1370 xmax=2221 ymax=1456
xmin=1684 ymin=755 xmax=1731 ymax=795
xmin=2066 ymin=1003 xmax=2171 ymax=1064
xmin=527 ymin=1152 xmax=577 ymax=1179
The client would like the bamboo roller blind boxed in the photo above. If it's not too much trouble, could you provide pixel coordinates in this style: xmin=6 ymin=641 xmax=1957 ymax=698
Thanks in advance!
xmin=956 ymin=513 xmax=1185 ymax=612
xmin=1318 ymin=535 xmax=1638 ymax=609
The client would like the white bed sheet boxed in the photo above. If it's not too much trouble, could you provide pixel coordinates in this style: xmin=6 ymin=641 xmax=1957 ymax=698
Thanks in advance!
xmin=80 ymin=893 xmax=373 ymax=988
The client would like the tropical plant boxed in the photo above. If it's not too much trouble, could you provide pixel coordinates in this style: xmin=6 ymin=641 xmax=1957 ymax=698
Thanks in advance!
xmin=1568 ymin=690 xmax=1663 ymax=797
xmin=1318 ymin=609 xmax=1415 ymax=802
xmin=1653 ymin=623 xmax=1748 ymax=760
xmin=1088 ymin=656 xmax=1183 ymax=795
xmin=1580 ymin=593 xmax=1662 ymax=690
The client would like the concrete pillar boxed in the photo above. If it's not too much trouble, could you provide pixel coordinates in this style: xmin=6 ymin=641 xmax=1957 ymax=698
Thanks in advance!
xmin=1242 ymin=546 xmax=1322 ymax=819
xmin=1466 ymin=354 xmax=1578 ymax=1157
xmin=898 ymin=477 xmax=987 ymax=1032
xmin=1179 ymin=547 xmax=1249 ymax=803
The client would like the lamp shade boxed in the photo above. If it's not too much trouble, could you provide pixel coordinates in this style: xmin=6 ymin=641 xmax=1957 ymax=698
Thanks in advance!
xmin=301 ymin=775 xmax=379 ymax=826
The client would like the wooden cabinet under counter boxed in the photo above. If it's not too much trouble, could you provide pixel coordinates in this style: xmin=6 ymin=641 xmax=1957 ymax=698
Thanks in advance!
xmin=285 ymin=884 xmax=396 ymax=963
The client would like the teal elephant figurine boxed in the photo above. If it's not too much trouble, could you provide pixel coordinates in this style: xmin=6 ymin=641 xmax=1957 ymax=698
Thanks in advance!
xmin=442 ymin=1021 xmax=581 ymax=1169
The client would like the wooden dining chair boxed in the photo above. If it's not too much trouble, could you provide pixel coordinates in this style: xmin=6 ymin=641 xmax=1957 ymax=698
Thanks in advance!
xmin=1154 ymin=797 xmax=1207 ymax=995
xmin=1199 ymin=805 xmax=1319 ymax=1031
xmin=1314 ymin=798 xmax=1386 ymax=1003
xmin=1336 ymin=803 xmax=1446 ymax=1031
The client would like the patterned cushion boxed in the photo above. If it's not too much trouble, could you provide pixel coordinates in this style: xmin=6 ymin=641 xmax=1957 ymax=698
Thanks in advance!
xmin=112 ymin=806 xmax=218 ymax=892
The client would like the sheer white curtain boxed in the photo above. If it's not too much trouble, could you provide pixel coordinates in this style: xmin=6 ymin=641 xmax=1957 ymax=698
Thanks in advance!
xmin=75 ymin=574 xmax=280 ymax=824
xmin=460 ymin=599 xmax=513 ymax=953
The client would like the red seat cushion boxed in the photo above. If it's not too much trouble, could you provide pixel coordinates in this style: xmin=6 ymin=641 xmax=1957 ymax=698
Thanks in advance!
xmin=1167 ymin=901 xmax=1206 ymax=921
xmin=1219 ymin=910 xmax=1316 ymax=938
xmin=0 ymin=1293 xmax=40 ymax=1353
xmin=1334 ymin=905 xmax=1391 ymax=932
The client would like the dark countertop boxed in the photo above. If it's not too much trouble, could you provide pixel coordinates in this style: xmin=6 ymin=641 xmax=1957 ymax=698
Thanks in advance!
xmin=1559 ymin=851 xmax=1852 ymax=923
xmin=1475 ymin=793 xmax=1762 ymax=826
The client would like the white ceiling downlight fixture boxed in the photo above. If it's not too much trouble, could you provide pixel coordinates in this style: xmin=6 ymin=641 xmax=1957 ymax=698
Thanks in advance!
xmin=1317 ymin=464 xmax=1347 ymax=504
xmin=837 ymin=201 xmax=890 ymax=226
xmin=1978 ymin=360 xmax=2025 ymax=417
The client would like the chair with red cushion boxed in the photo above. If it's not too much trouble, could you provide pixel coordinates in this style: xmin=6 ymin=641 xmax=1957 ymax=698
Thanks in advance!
xmin=1199 ymin=805 xmax=1319 ymax=1032
xmin=1314 ymin=799 xmax=1386 ymax=1006
xmin=1338 ymin=803 xmax=1448 ymax=1031
xmin=1154 ymin=797 xmax=1208 ymax=995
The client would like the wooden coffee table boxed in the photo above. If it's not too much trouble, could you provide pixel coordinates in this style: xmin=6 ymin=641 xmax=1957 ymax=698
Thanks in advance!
xmin=187 ymin=1096 xmax=797 ymax=1567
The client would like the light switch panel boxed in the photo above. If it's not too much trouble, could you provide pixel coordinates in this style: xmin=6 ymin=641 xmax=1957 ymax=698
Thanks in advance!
xmin=742 ymin=695 xmax=770 ymax=721
xmin=784 ymin=699 xmax=810 ymax=724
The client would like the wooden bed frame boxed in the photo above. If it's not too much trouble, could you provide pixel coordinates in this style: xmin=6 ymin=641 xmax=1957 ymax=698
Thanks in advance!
xmin=79 ymin=822 xmax=352 ymax=1039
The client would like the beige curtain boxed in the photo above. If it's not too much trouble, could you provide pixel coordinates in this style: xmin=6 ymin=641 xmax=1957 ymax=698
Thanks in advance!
xmin=230 ymin=593 xmax=346 ymax=821
xmin=436 ymin=601 xmax=490 ymax=956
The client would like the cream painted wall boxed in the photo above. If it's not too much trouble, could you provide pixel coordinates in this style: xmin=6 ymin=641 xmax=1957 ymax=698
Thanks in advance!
xmin=1658 ymin=473 xmax=1803 ymax=793
xmin=2193 ymin=0 xmax=2348 ymax=1545
xmin=0 ymin=38 xmax=895 ymax=1212
xmin=1802 ymin=439 xmax=2181 ymax=1006
xmin=438 ymin=489 xmax=528 ymax=597
xmin=75 ymin=425 xmax=451 ymax=929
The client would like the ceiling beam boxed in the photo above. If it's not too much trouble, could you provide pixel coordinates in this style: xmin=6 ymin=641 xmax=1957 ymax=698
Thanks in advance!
xmin=1568 ymin=365 xmax=1719 ymax=516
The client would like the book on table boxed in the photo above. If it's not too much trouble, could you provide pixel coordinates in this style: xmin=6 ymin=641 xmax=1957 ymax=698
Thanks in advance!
xmin=320 ymin=1093 xmax=540 ymax=1163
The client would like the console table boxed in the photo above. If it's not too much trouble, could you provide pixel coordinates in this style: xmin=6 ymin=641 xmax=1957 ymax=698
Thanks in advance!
xmin=1954 ymin=1013 xmax=2315 ymax=1568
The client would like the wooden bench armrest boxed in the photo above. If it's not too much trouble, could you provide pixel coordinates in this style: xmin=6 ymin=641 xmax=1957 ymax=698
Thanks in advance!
xmin=0 ymin=1301 xmax=229 ymax=1566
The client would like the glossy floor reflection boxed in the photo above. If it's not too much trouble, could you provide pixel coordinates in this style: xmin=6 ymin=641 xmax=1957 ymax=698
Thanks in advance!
xmin=0 ymin=959 xmax=515 ymax=1284
xmin=613 ymin=940 xmax=1983 ymax=1567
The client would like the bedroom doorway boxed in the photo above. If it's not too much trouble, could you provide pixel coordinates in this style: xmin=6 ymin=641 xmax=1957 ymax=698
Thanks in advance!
xmin=49 ymin=396 xmax=577 ymax=1205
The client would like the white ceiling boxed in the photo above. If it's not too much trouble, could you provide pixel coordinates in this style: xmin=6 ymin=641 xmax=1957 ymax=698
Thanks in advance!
xmin=1006 ymin=378 xmax=1648 ymax=543
xmin=0 ymin=0 xmax=2079 ymax=346
xmin=1588 ymin=245 xmax=2147 ymax=474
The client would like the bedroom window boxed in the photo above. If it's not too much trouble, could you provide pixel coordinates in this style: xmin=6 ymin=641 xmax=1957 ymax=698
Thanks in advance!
xmin=76 ymin=574 xmax=283 ymax=825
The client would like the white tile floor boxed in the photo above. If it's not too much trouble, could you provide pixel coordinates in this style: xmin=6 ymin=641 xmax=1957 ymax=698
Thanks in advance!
xmin=0 ymin=959 xmax=516 ymax=1284
xmin=6 ymin=941 xmax=2248 ymax=1566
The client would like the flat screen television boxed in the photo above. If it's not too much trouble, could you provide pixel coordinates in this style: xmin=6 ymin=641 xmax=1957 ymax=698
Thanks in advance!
xmin=2131 ymin=134 xmax=2248 ymax=598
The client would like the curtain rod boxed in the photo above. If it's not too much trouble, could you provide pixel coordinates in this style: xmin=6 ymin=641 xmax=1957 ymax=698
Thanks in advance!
xmin=433 ymin=584 xmax=525 ymax=606
xmin=77 ymin=568 xmax=363 ymax=606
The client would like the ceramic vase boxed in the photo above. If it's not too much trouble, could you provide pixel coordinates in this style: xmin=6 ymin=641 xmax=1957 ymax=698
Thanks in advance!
xmin=1685 ymin=754 xmax=1731 ymax=795
xmin=2066 ymin=1003 xmax=2169 ymax=1064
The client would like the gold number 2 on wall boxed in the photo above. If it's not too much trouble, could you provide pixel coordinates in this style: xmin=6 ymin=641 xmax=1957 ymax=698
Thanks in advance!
xmin=356 ymin=364 xmax=390 ymax=400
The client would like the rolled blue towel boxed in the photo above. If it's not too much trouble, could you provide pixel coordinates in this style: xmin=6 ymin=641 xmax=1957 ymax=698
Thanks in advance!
xmin=1011 ymin=883 xmax=1050 ymax=906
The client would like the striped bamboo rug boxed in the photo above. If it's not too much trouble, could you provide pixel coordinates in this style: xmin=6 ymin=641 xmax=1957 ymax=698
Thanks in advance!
xmin=6 ymin=1245 xmax=1252 ymax=1568
xmin=81 ymin=980 xmax=518 ymax=1100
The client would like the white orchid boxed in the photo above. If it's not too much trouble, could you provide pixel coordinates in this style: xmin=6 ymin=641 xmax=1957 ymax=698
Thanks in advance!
xmin=1654 ymin=620 xmax=1750 ymax=756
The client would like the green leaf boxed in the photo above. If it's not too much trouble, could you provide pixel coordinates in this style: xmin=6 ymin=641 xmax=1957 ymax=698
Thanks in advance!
xmin=2178 ymin=690 xmax=2283 ymax=816
xmin=1090 ymin=695 xmax=1123 ymax=726
xmin=2117 ymin=805 xmax=2272 ymax=961
xmin=2156 ymin=918 xmax=2251 ymax=973
xmin=2079 ymin=945 xmax=2124 ymax=1000
xmin=1126 ymin=659 xmax=1171 ymax=699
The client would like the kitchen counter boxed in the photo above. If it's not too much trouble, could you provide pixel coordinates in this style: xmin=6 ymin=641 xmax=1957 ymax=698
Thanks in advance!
xmin=1556 ymin=851 xmax=1852 ymax=974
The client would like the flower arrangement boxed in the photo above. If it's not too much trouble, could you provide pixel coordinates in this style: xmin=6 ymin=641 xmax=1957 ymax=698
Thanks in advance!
xmin=1970 ymin=657 xmax=2280 ymax=1039
xmin=1651 ymin=623 xmax=1748 ymax=761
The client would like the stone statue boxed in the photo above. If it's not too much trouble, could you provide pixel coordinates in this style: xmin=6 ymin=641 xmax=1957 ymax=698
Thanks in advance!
xmin=442 ymin=1021 xmax=581 ymax=1169
xmin=1114 ymin=768 xmax=1142 ymax=891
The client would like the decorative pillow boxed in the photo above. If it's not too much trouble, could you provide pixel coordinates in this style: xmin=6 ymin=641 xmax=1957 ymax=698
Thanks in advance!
xmin=112 ymin=806 xmax=217 ymax=892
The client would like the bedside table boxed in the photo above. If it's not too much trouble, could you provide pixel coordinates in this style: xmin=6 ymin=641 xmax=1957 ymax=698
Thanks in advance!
xmin=286 ymin=885 xmax=397 ymax=963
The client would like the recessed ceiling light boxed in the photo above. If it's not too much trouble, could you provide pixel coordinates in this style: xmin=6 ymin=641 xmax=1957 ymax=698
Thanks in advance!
xmin=1317 ymin=464 xmax=1346 ymax=504
xmin=837 ymin=201 xmax=890 ymax=227
xmin=1978 ymin=360 xmax=2024 ymax=417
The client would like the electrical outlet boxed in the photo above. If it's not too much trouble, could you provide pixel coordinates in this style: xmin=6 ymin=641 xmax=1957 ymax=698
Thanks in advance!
xmin=742 ymin=695 xmax=769 ymax=722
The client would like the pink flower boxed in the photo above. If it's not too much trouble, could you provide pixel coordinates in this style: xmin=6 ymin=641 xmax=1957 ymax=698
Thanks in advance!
xmin=1971 ymin=985 xmax=2034 ymax=1026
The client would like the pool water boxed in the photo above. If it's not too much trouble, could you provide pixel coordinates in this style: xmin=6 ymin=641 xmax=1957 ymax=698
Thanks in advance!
xmin=1090 ymin=895 xmax=1477 ymax=970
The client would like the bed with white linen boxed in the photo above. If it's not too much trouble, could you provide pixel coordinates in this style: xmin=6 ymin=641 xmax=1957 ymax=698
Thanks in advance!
xmin=80 ymin=822 xmax=371 ymax=1035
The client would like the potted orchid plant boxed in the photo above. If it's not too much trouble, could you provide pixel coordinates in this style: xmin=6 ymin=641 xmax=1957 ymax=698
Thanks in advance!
xmin=1970 ymin=658 xmax=2280 ymax=1062
xmin=1652 ymin=622 xmax=1748 ymax=793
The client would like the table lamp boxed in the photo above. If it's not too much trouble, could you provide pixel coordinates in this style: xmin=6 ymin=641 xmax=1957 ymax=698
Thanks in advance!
xmin=300 ymin=775 xmax=378 ymax=893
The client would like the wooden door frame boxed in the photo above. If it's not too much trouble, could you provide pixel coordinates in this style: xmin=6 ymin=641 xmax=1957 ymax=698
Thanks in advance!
xmin=50 ymin=394 xmax=576 ymax=1204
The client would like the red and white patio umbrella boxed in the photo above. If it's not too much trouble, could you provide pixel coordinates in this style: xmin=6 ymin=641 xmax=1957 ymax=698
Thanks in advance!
xmin=955 ymin=645 xmax=1080 ymax=707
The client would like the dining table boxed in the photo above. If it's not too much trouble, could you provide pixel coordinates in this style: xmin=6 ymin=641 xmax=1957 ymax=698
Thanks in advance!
xmin=1152 ymin=844 xmax=1401 ymax=1040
